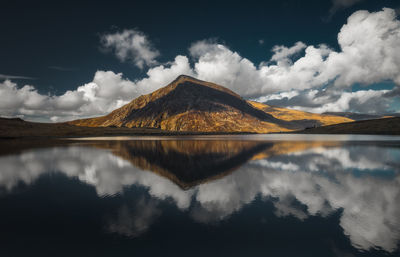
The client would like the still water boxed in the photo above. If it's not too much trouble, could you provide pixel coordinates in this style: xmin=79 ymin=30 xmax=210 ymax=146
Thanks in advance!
xmin=1 ymin=135 xmax=400 ymax=256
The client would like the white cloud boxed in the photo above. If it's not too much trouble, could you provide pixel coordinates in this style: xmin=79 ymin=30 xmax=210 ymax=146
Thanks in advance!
xmin=0 ymin=74 xmax=132 ymax=121
xmin=188 ymin=8 xmax=400 ymax=113
xmin=189 ymin=40 xmax=266 ymax=96
xmin=270 ymin=41 xmax=307 ymax=62
xmin=1 ymin=8 xmax=399 ymax=121
xmin=0 ymin=80 xmax=48 ymax=114
xmin=292 ymin=89 xmax=390 ymax=113
xmin=252 ymin=90 xmax=300 ymax=103
xmin=101 ymin=29 xmax=160 ymax=69
xmin=260 ymin=88 xmax=392 ymax=114
xmin=134 ymin=55 xmax=194 ymax=94
xmin=191 ymin=7 xmax=400 ymax=95
xmin=327 ymin=8 xmax=400 ymax=87
xmin=0 ymin=56 xmax=193 ymax=122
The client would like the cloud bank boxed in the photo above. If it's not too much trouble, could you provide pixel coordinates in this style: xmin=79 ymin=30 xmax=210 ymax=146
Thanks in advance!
xmin=0 ymin=8 xmax=399 ymax=121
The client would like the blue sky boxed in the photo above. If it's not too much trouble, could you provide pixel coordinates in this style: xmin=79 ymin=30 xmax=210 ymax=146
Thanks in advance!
xmin=0 ymin=0 xmax=399 ymax=121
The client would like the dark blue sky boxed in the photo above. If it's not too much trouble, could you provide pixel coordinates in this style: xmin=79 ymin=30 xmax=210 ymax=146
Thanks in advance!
xmin=1 ymin=0 xmax=398 ymax=95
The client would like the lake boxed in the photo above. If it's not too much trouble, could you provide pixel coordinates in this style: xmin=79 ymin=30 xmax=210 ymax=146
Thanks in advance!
xmin=1 ymin=134 xmax=400 ymax=256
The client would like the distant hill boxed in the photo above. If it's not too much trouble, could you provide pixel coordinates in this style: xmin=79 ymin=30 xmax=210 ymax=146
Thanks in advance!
xmin=299 ymin=117 xmax=400 ymax=135
xmin=68 ymin=75 xmax=352 ymax=133
xmin=0 ymin=117 xmax=179 ymax=138
xmin=322 ymin=112 xmax=397 ymax=121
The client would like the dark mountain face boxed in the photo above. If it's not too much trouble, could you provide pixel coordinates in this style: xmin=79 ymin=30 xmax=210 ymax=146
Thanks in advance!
xmin=68 ymin=75 xmax=352 ymax=133
xmin=126 ymin=81 xmax=277 ymax=123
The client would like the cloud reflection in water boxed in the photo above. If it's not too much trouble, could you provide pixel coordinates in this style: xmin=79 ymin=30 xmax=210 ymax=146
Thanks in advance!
xmin=0 ymin=140 xmax=399 ymax=252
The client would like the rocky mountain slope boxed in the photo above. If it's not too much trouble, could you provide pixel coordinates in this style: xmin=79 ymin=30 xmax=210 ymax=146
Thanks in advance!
xmin=68 ymin=75 xmax=352 ymax=133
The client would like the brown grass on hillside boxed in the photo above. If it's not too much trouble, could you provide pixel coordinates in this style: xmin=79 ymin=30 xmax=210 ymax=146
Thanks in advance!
xmin=248 ymin=101 xmax=353 ymax=126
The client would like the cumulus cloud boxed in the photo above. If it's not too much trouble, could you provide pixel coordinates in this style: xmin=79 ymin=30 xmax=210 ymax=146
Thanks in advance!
xmin=329 ymin=8 xmax=400 ymax=87
xmin=1 ymin=8 xmax=399 ymax=121
xmin=188 ymin=8 xmax=400 ymax=114
xmin=270 ymin=41 xmax=307 ymax=62
xmin=0 ymin=55 xmax=193 ymax=122
xmin=0 ymin=73 xmax=134 ymax=121
xmin=0 ymin=80 xmax=50 ymax=118
xmin=101 ymin=29 xmax=160 ymax=69
xmin=200 ymin=8 xmax=400 ymax=94
xmin=264 ymin=89 xmax=392 ymax=114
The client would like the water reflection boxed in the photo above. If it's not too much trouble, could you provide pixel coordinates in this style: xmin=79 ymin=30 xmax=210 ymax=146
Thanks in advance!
xmin=0 ymin=138 xmax=399 ymax=254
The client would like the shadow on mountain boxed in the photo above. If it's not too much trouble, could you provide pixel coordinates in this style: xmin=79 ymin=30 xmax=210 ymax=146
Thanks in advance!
xmin=126 ymin=81 xmax=287 ymax=126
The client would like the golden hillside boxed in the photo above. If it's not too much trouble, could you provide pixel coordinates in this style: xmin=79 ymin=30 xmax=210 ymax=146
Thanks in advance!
xmin=248 ymin=101 xmax=353 ymax=126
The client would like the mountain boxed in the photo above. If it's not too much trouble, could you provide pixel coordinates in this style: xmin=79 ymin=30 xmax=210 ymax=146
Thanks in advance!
xmin=68 ymin=75 xmax=352 ymax=133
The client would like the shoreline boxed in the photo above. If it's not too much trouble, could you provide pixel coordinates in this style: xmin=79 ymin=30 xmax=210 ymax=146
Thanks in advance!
xmin=1 ymin=117 xmax=399 ymax=139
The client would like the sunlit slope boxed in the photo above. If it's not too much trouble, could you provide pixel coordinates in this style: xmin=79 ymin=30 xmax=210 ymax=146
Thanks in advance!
xmin=248 ymin=101 xmax=353 ymax=126
xmin=69 ymin=75 xmax=352 ymax=133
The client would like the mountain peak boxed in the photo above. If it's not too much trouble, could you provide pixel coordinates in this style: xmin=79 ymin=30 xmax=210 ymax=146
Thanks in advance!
xmin=163 ymin=75 xmax=241 ymax=98
xmin=174 ymin=74 xmax=196 ymax=81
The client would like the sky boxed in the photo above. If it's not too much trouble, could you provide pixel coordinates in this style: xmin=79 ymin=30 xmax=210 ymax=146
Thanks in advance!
xmin=1 ymin=0 xmax=400 ymax=122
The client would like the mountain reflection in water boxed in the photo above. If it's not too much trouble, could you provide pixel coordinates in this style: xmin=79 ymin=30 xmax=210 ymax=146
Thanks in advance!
xmin=0 ymin=137 xmax=399 ymax=256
